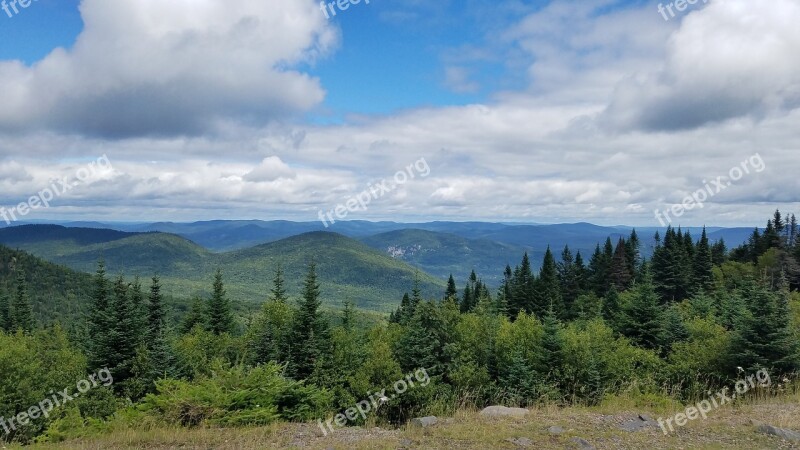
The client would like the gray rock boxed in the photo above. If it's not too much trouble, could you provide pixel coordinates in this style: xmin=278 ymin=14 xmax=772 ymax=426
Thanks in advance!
xmin=619 ymin=415 xmax=659 ymax=432
xmin=570 ymin=437 xmax=596 ymax=449
xmin=479 ymin=405 xmax=529 ymax=418
xmin=756 ymin=424 xmax=800 ymax=442
xmin=548 ymin=425 xmax=565 ymax=434
xmin=410 ymin=416 xmax=438 ymax=428
xmin=505 ymin=437 xmax=534 ymax=447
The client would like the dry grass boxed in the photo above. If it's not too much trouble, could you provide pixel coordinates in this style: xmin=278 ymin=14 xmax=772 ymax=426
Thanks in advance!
xmin=18 ymin=392 xmax=800 ymax=449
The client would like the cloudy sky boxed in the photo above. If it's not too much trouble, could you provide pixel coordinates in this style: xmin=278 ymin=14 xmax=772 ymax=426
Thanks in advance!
xmin=0 ymin=0 xmax=798 ymax=226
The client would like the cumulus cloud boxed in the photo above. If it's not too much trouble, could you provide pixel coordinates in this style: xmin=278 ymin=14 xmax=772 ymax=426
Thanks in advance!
xmin=601 ymin=0 xmax=800 ymax=131
xmin=0 ymin=0 xmax=336 ymax=138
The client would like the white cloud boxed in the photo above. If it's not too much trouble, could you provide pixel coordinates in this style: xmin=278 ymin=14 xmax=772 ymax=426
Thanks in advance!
xmin=0 ymin=0 xmax=336 ymax=138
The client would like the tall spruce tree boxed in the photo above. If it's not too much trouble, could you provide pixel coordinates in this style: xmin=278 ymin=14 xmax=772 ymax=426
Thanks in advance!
xmin=625 ymin=229 xmax=641 ymax=281
xmin=288 ymin=262 xmax=329 ymax=380
xmin=181 ymin=296 xmax=207 ymax=334
xmin=610 ymin=238 xmax=632 ymax=291
xmin=693 ymin=227 xmax=715 ymax=294
xmin=445 ymin=274 xmax=458 ymax=302
xmin=106 ymin=275 xmax=138 ymax=389
xmin=509 ymin=253 xmax=535 ymax=316
xmin=620 ymin=270 xmax=664 ymax=350
xmin=208 ymin=269 xmax=235 ymax=335
xmin=88 ymin=261 xmax=111 ymax=369
xmin=535 ymin=247 xmax=563 ymax=319
xmin=11 ymin=270 xmax=35 ymax=333
xmin=146 ymin=276 xmax=174 ymax=379
xmin=0 ymin=287 xmax=10 ymax=332
xmin=588 ymin=244 xmax=611 ymax=296
xmin=270 ymin=266 xmax=288 ymax=303
xmin=558 ymin=246 xmax=582 ymax=319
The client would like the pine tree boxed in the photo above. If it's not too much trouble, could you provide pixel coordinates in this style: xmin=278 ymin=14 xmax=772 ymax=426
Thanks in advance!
xmin=130 ymin=276 xmax=146 ymax=345
xmin=270 ymin=266 xmax=288 ymax=303
xmin=11 ymin=270 xmax=35 ymax=333
xmin=88 ymin=261 xmax=111 ymax=369
xmin=693 ymin=227 xmax=715 ymax=293
xmin=0 ymin=287 xmax=10 ymax=332
xmin=509 ymin=253 xmax=535 ymax=316
xmin=208 ymin=269 xmax=235 ymax=335
xmin=711 ymin=238 xmax=728 ymax=265
xmin=411 ymin=271 xmax=423 ymax=313
xmin=788 ymin=214 xmax=798 ymax=248
xmin=588 ymin=244 xmax=611 ymax=296
xmin=601 ymin=286 xmax=622 ymax=331
xmin=610 ymin=238 xmax=632 ymax=291
xmin=146 ymin=276 xmax=174 ymax=380
xmin=535 ymin=247 xmax=563 ymax=319
xmin=558 ymin=246 xmax=581 ymax=319
xmin=288 ymin=262 xmax=329 ymax=380
xmin=445 ymin=274 xmax=457 ymax=302
xmin=106 ymin=275 xmax=138 ymax=389
xmin=731 ymin=281 xmax=799 ymax=374
xmin=539 ymin=304 xmax=564 ymax=384
xmin=620 ymin=271 xmax=663 ymax=350
xmin=341 ymin=299 xmax=356 ymax=330
xmin=625 ymin=229 xmax=641 ymax=281
xmin=180 ymin=296 xmax=207 ymax=334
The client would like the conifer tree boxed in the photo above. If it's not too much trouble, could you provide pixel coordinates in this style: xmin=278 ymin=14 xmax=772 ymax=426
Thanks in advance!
xmin=288 ymin=262 xmax=329 ymax=380
xmin=620 ymin=270 xmax=664 ymax=350
xmin=693 ymin=227 xmax=715 ymax=294
xmin=601 ymin=286 xmax=622 ymax=331
xmin=106 ymin=275 xmax=138 ymax=389
xmin=732 ymin=281 xmax=799 ymax=374
xmin=539 ymin=304 xmax=564 ymax=384
xmin=341 ymin=299 xmax=356 ymax=331
xmin=445 ymin=274 xmax=457 ymax=301
xmin=625 ymin=229 xmax=641 ymax=281
xmin=558 ymin=246 xmax=581 ymax=319
xmin=88 ymin=261 xmax=111 ymax=369
xmin=0 ymin=287 xmax=10 ymax=332
xmin=270 ymin=266 xmax=288 ymax=303
xmin=11 ymin=270 xmax=35 ymax=333
xmin=146 ymin=276 xmax=174 ymax=379
xmin=411 ymin=271 xmax=423 ymax=314
xmin=130 ymin=276 xmax=146 ymax=345
xmin=535 ymin=247 xmax=563 ymax=319
xmin=711 ymin=238 xmax=728 ymax=265
xmin=588 ymin=244 xmax=611 ymax=296
xmin=181 ymin=295 xmax=207 ymax=334
xmin=610 ymin=238 xmax=632 ymax=291
xmin=208 ymin=269 xmax=235 ymax=335
xmin=509 ymin=253 xmax=535 ymax=316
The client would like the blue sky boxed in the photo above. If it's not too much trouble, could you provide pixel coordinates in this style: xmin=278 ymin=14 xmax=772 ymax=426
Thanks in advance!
xmin=0 ymin=0 xmax=797 ymax=226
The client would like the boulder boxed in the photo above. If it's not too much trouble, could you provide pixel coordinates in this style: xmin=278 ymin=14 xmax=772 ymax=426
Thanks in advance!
xmin=756 ymin=424 xmax=800 ymax=442
xmin=505 ymin=437 xmax=533 ymax=447
xmin=479 ymin=405 xmax=529 ymax=418
xmin=410 ymin=416 xmax=438 ymax=428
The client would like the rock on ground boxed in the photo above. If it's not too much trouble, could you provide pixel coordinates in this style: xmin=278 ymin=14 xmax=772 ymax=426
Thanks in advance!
xmin=479 ymin=405 xmax=529 ymax=418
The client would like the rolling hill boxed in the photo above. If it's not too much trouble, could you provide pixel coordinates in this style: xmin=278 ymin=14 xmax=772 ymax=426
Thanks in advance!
xmin=360 ymin=229 xmax=531 ymax=286
xmin=0 ymin=225 xmax=445 ymax=312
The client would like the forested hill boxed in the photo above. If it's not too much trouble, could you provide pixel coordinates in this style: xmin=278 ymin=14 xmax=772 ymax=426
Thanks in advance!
xmin=0 ymin=244 xmax=93 ymax=325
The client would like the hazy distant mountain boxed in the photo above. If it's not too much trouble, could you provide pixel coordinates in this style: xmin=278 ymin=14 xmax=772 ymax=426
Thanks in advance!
xmin=0 ymin=225 xmax=444 ymax=311
xmin=360 ymin=229 xmax=531 ymax=285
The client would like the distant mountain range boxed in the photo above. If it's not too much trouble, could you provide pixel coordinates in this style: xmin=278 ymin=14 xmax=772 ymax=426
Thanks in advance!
xmin=0 ymin=221 xmax=756 ymax=311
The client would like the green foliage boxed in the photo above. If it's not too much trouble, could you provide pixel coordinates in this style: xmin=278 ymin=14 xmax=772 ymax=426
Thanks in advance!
xmin=139 ymin=362 xmax=331 ymax=427
xmin=0 ymin=326 xmax=86 ymax=443
xmin=208 ymin=269 xmax=235 ymax=336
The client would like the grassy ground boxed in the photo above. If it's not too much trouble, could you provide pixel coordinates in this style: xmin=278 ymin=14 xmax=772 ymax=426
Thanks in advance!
xmin=21 ymin=394 xmax=800 ymax=450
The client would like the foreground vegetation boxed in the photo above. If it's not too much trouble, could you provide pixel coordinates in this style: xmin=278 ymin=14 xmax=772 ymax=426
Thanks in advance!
xmin=1 ymin=211 xmax=799 ymax=447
